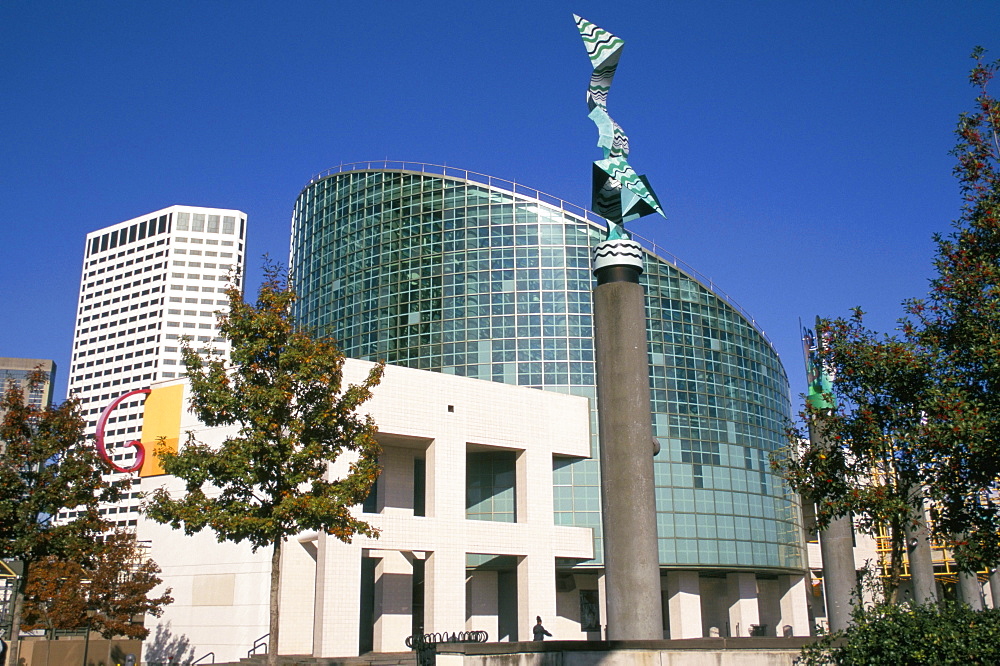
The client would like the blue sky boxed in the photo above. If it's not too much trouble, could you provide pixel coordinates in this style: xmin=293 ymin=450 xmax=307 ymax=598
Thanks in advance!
xmin=2 ymin=2 xmax=998 ymax=405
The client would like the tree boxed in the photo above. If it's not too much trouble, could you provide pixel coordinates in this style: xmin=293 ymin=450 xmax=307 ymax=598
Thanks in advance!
xmin=904 ymin=47 xmax=1000 ymax=569
xmin=0 ymin=369 xmax=123 ymax=666
xmin=144 ymin=264 xmax=384 ymax=666
xmin=777 ymin=49 xmax=1000 ymax=600
xmin=781 ymin=313 xmax=932 ymax=601
xmin=20 ymin=531 xmax=173 ymax=640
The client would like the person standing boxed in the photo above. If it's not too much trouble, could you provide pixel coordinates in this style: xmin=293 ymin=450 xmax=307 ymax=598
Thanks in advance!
xmin=533 ymin=616 xmax=552 ymax=641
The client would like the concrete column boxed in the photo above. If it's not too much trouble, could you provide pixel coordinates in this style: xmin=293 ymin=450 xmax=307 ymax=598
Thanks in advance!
xmin=727 ymin=573 xmax=760 ymax=637
xmin=958 ymin=571 xmax=984 ymax=610
xmin=597 ymin=572 xmax=608 ymax=640
xmin=279 ymin=538 xmax=318 ymax=654
xmin=466 ymin=570 xmax=499 ymax=637
xmin=818 ymin=514 xmax=856 ymax=631
xmin=592 ymin=239 xmax=663 ymax=641
xmin=778 ymin=575 xmax=811 ymax=637
xmin=515 ymin=444 xmax=554 ymax=525
xmin=313 ymin=535 xmax=362 ymax=657
xmin=666 ymin=571 xmax=702 ymax=638
xmin=426 ymin=435 xmax=464 ymax=520
xmin=373 ymin=550 xmax=414 ymax=652
xmin=990 ymin=568 xmax=1000 ymax=609
xmin=905 ymin=491 xmax=937 ymax=603
xmin=425 ymin=548 xmax=466 ymax=635
xmin=517 ymin=553 xmax=557 ymax=641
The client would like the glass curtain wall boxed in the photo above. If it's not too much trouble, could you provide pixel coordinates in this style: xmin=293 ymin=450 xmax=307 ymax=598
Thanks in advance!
xmin=290 ymin=166 xmax=801 ymax=572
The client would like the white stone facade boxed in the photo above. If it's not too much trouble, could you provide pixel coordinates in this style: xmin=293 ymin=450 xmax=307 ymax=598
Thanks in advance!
xmin=137 ymin=358 xmax=812 ymax=663
xmin=138 ymin=360 xmax=594 ymax=662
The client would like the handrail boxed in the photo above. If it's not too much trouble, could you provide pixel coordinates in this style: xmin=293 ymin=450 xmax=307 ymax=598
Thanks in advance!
xmin=248 ymin=633 xmax=269 ymax=657
xmin=192 ymin=652 xmax=215 ymax=664
xmin=303 ymin=160 xmax=783 ymax=371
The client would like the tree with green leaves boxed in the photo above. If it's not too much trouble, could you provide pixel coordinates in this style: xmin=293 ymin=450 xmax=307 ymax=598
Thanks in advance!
xmin=0 ymin=369 xmax=123 ymax=666
xmin=782 ymin=313 xmax=932 ymax=602
xmin=144 ymin=264 xmax=384 ymax=666
xmin=777 ymin=48 xmax=1000 ymax=600
xmin=905 ymin=46 xmax=1000 ymax=570
xmin=20 ymin=531 xmax=173 ymax=640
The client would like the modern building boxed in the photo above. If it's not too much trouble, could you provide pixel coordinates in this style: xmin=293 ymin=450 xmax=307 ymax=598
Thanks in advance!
xmin=138 ymin=360 xmax=596 ymax=661
xmin=287 ymin=162 xmax=806 ymax=640
xmin=62 ymin=205 xmax=247 ymax=528
xmin=0 ymin=357 xmax=56 ymax=412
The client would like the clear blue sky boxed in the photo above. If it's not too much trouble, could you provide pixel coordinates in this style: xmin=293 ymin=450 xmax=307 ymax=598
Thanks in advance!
xmin=2 ymin=2 xmax=997 ymax=405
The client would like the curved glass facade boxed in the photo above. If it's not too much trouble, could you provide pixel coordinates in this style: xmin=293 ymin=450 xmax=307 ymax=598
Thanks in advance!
xmin=290 ymin=163 xmax=802 ymax=572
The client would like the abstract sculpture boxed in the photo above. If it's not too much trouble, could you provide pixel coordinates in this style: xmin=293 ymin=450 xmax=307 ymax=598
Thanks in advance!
xmin=576 ymin=15 xmax=665 ymax=640
xmin=575 ymin=15 xmax=665 ymax=239
xmin=94 ymin=387 xmax=151 ymax=473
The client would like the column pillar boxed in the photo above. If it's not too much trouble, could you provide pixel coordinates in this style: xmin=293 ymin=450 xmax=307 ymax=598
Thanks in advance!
xmin=373 ymin=550 xmax=414 ymax=652
xmin=517 ymin=553 xmax=556 ymax=641
xmin=990 ymin=568 xmax=1000 ymax=609
xmin=905 ymin=492 xmax=937 ymax=603
xmin=778 ymin=574 xmax=810 ymax=637
xmin=727 ymin=572 xmax=760 ymax=637
xmin=666 ymin=571 xmax=702 ymax=639
xmin=313 ymin=534 xmax=362 ymax=657
xmin=466 ymin=570 xmax=499 ymax=637
xmin=279 ymin=538 xmax=318 ymax=655
xmin=958 ymin=571 xmax=984 ymax=610
xmin=425 ymin=548 xmax=466 ymax=635
xmin=592 ymin=237 xmax=663 ymax=641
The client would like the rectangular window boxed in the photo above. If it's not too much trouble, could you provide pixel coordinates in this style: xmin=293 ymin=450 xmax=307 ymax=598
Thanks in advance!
xmin=207 ymin=215 xmax=220 ymax=233
xmin=192 ymin=214 xmax=205 ymax=232
xmin=176 ymin=212 xmax=190 ymax=231
xmin=466 ymin=450 xmax=517 ymax=522
xmin=222 ymin=216 xmax=235 ymax=234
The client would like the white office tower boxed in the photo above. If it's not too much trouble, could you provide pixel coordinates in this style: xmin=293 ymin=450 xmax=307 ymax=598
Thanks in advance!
xmin=63 ymin=205 xmax=247 ymax=527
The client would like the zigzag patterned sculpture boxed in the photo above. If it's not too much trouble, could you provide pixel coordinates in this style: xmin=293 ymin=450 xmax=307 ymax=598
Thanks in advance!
xmin=575 ymin=15 xmax=665 ymax=239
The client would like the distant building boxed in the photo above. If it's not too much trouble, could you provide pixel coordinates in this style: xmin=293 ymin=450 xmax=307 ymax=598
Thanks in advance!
xmin=0 ymin=357 xmax=56 ymax=413
xmin=62 ymin=206 xmax=247 ymax=528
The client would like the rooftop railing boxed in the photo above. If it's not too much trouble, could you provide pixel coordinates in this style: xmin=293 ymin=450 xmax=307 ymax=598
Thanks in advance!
xmin=307 ymin=161 xmax=779 ymax=359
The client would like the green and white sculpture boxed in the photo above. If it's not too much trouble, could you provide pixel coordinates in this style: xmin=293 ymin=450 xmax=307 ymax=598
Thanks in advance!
xmin=575 ymin=15 xmax=665 ymax=241
xmin=577 ymin=15 xmax=666 ymax=641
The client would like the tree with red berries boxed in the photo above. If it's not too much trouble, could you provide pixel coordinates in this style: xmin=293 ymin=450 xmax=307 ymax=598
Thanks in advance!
xmin=906 ymin=47 xmax=1000 ymax=569
xmin=778 ymin=48 xmax=1000 ymax=590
